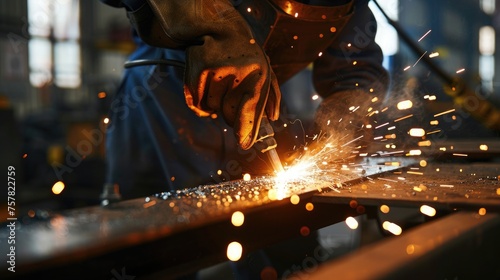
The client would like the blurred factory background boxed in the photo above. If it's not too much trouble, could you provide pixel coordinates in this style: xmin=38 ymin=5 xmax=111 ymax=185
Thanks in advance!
xmin=0 ymin=0 xmax=499 ymax=216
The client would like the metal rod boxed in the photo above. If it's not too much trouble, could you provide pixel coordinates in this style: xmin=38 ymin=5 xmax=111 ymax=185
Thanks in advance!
xmin=124 ymin=59 xmax=186 ymax=69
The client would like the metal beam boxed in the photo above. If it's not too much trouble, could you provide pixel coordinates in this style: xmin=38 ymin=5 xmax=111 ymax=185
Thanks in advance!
xmin=308 ymin=211 xmax=500 ymax=280
xmin=0 ymin=179 xmax=359 ymax=279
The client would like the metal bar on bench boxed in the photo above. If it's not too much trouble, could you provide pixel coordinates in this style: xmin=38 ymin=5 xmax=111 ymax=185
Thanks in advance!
xmin=308 ymin=211 xmax=500 ymax=279
xmin=0 ymin=175 xmax=363 ymax=279
xmin=314 ymin=162 xmax=500 ymax=212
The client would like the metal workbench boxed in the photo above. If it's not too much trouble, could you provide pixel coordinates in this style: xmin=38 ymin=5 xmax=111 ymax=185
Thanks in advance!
xmin=1 ymin=159 xmax=499 ymax=279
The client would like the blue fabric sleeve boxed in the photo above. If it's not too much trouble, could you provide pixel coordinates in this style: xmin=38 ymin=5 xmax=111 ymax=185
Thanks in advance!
xmin=121 ymin=0 xmax=146 ymax=10
xmin=312 ymin=0 xmax=389 ymax=99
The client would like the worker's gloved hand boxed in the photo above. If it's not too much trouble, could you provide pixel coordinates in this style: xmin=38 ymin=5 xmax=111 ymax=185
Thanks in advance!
xmin=132 ymin=0 xmax=281 ymax=150
xmin=311 ymin=90 xmax=377 ymax=163
xmin=184 ymin=32 xmax=281 ymax=151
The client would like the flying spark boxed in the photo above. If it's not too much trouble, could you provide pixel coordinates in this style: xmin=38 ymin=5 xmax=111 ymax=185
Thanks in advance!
xmin=382 ymin=150 xmax=406 ymax=155
xmin=420 ymin=205 xmax=436 ymax=217
xmin=227 ymin=242 xmax=243 ymax=261
xmin=408 ymin=150 xmax=422 ymax=156
xmin=375 ymin=122 xmax=389 ymax=129
xmin=378 ymin=177 xmax=398 ymax=183
xmin=397 ymin=100 xmax=413 ymax=110
xmin=426 ymin=129 xmax=441 ymax=135
xmin=434 ymin=109 xmax=455 ymax=117
xmin=341 ymin=135 xmax=364 ymax=147
xmin=243 ymin=173 xmax=251 ymax=181
xmin=383 ymin=221 xmax=402 ymax=235
xmin=380 ymin=205 xmax=390 ymax=213
xmin=409 ymin=128 xmax=426 ymax=137
xmin=345 ymin=217 xmax=359 ymax=229
xmin=394 ymin=114 xmax=414 ymax=122
xmin=418 ymin=30 xmax=432 ymax=42
xmin=231 ymin=211 xmax=245 ymax=227
xmin=429 ymin=52 xmax=439 ymax=58
xmin=418 ymin=140 xmax=431 ymax=146
xmin=413 ymin=51 xmax=427 ymax=67
xmin=52 ymin=181 xmax=65 ymax=195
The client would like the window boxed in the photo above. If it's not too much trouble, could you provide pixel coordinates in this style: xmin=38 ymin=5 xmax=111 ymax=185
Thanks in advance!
xmin=369 ymin=0 xmax=399 ymax=57
xmin=28 ymin=0 xmax=81 ymax=88
xmin=479 ymin=26 xmax=495 ymax=89
xmin=480 ymin=0 xmax=496 ymax=15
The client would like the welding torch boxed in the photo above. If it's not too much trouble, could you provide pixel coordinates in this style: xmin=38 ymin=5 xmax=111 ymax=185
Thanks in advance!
xmin=124 ymin=59 xmax=285 ymax=174
xmin=253 ymin=115 xmax=285 ymax=173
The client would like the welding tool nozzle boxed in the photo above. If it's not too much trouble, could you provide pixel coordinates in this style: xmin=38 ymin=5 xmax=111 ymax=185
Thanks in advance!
xmin=253 ymin=116 xmax=285 ymax=173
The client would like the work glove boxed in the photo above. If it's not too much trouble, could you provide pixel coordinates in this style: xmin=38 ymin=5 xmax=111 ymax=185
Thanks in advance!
xmin=130 ymin=0 xmax=281 ymax=150
xmin=310 ymin=90 xmax=377 ymax=164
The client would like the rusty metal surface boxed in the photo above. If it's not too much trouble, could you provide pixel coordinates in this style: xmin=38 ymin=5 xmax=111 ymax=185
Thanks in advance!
xmin=315 ymin=162 xmax=500 ymax=211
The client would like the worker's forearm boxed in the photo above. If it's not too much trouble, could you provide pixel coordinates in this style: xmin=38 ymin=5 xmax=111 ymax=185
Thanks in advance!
xmin=313 ymin=0 xmax=389 ymax=99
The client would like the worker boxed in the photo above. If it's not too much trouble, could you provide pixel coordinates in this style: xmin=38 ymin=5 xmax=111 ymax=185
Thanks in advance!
xmin=99 ymin=0 xmax=388 ymax=278
xmin=100 ymin=0 xmax=388 ymax=199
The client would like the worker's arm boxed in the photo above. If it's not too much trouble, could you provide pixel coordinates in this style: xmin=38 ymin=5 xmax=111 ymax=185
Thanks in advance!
xmin=312 ymin=0 xmax=388 ymax=130
xmin=308 ymin=0 xmax=388 ymax=160
xmin=100 ymin=0 xmax=281 ymax=150
xmin=313 ymin=0 xmax=388 ymax=99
